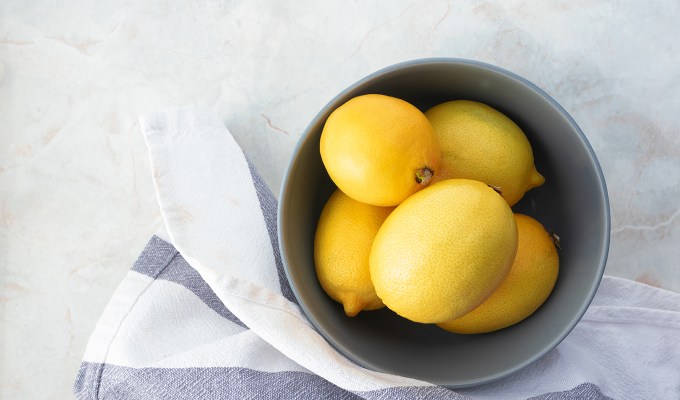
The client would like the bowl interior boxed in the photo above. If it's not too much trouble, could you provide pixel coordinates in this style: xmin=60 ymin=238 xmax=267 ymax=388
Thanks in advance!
xmin=278 ymin=59 xmax=610 ymax=388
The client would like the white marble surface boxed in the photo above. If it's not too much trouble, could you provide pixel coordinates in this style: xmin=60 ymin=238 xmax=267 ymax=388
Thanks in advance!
xmin=1 ymin=1 xmax=679 ymax=398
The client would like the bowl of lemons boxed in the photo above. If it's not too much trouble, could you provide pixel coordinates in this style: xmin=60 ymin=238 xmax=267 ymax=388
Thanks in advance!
xmin=278 ymin=58 xmax=610 ymax=388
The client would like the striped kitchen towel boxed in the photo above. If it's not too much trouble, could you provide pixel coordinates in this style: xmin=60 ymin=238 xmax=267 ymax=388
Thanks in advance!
xmin=74 ymin=106 xmax=680 ymax=399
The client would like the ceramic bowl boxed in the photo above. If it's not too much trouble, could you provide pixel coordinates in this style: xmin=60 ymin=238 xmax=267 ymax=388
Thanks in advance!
xmin=278 ymin=58 xmax=610 ymax=388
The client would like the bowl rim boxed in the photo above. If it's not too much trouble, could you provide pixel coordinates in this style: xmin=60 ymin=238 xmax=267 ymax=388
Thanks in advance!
xmin=277 ymin=57 xmax=611 ymax=387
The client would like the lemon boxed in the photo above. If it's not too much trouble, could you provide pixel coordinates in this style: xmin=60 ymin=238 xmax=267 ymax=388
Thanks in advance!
xmin=320 ymin=94 xmax=441 ymax=207
xmin=314 ymin=189 xmax=393 ymax=317
xmin=425 ymin=100 xmax=544 ymax=206
xmin=369 ymin=179 xmax=518 ymax=324
xmin=438 ymin=214 xmax=559 ymax=334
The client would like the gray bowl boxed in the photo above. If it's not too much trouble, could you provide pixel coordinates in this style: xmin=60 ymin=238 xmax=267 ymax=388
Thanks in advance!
xmin=278 ymin=58 xmax=610 ymax=388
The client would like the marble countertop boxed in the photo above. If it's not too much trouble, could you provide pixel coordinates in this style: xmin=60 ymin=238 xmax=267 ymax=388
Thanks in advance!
xmin=2 ymin=1 xmax=679 ymax=398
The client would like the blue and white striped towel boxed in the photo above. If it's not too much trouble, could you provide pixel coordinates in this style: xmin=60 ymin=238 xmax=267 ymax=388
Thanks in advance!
xmin=74 ymin=107 xmax=680 ymax=399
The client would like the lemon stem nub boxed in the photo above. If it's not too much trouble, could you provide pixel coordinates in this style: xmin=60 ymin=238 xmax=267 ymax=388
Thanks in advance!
xmin=415 ymin=167 xmax=434 ymax=185
xmin=488 ymin=185 xmax=503 ymax=196
xmin=549 ymin=232 xmax=561 ymax=250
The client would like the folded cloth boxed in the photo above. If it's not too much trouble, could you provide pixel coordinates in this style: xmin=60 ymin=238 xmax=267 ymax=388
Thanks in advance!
xmin=74 ymin=106 xmax=680 ymax=400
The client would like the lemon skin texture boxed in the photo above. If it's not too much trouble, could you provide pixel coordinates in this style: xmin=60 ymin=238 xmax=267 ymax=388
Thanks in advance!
xmin=314 ymin=189 xmax=393 ymax=317
xmin=425 ymin=100 xmax=544 ymax=206
xmin=438 ymin=213 xmax=559 ymax=334
xmin=369 ymin=179 xmax=518 ymax=324
xmin=320 ymin=94 xmax=441 ymax=207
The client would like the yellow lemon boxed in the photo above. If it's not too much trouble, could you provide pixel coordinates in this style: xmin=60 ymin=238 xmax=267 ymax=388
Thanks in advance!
xmin=320 ymin=94 xmax=441 ymax=207
xmin=369 ymin=179 xmax=517 ymax=324
xmin=438 ymin=214 xmax=559 ymax=334
xmin=314 ymin=189 xmax=393 ymax=317
xmin=425 ymin=100 xmax=544 ymax=206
